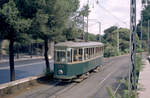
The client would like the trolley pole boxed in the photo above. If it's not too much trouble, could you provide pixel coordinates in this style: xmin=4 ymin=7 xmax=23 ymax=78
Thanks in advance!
xmin=148 ymin=20 xmax=150 ymax=55
xmin=129 ymin=0 xmax=137 ymax=95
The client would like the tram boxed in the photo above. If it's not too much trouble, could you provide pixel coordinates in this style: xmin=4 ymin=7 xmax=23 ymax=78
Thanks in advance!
xmin=54 ymin=41 xmax=104 ymax=80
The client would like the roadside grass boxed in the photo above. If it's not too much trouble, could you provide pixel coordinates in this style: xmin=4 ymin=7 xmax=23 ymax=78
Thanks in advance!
xmin=106 ymin=54 xmax=144 ymax=98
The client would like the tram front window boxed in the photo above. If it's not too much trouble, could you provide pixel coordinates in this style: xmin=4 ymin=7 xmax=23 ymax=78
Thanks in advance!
xmin=56 ymin=51 xmax=66 ymax=63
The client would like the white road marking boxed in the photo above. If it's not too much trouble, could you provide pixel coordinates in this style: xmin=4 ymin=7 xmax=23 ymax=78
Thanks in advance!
xmin=99 ymin=69 xmax=117 ymax=86
xmin=0 ymin=62 xmax=45 ymax=70
xmin=114 ymin=83 xmax=121 ymax=94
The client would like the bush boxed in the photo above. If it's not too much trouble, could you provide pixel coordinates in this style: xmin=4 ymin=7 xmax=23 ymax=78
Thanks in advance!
xmin=43 ymin=69 xmax=53 ymax=78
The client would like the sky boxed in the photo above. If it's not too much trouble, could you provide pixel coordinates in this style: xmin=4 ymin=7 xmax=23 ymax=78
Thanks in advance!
xmin=80 ymin=0 xmax=142 ymax=35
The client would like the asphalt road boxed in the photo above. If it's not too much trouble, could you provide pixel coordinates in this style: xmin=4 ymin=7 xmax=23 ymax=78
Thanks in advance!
xmin=11 ymin=55 xmax=130 ymax=98
xmin=0 ymin=59 xmax=54 ymax=84
xmin=57 ymin=55 xmax=130 ymax=98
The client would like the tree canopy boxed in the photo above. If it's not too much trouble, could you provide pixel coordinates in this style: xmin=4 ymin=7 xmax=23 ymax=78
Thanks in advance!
xmin=102 ymin=26 xmax=140 ymax=57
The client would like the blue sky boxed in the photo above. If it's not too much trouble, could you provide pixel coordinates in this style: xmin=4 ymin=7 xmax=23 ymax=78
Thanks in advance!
xmin=80 ymin=0 xmax=142 ymax=35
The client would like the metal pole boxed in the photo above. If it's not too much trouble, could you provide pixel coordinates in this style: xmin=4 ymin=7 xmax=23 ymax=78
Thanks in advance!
xmin=140 ymin=15 xmax=143 ymax=49
xmin=87 ymin=16 xmax=89 ymax=41
xmin=148 ymin=20 xmax=150 ymax=54
xmin=98 ymin=22 xmax=101 ymax=42
xmin=86 ymin=0 xmax=89 ymax=42
xmin=130 ymin=0 xmax=137 ymax=92
xmin=117 ymin=27 xmax=119 ymax=55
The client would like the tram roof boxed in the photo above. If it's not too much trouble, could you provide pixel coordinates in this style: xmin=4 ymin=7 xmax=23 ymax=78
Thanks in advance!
xmin=55 ymin=41 xmax=104 ymax=48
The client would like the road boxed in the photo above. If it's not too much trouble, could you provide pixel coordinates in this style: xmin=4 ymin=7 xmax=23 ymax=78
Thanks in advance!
xmin=0 ymin=58 xmax=54 ymax=84
xmin=10 ymin=55 xmax=130 ymax=98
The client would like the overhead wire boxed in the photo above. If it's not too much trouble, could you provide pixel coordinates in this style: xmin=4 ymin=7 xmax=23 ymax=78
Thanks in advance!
xmin=98 ymin=5 xmax=128 ymax=25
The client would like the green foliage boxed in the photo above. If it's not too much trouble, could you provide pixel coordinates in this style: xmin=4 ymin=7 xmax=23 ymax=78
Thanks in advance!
xmin=107 ymin=79 xmax=137 ymax=98
xmin=103 ymin=27 xmax=132 ymax=57
xmin=79 ymin=4 xmax=90 ymax=17
xmin=104 ymin=44 xmax=118 ymax=57
xmin=137 ymin=4 xmax=150 ymax=51
xmin=63 ymin=27 xmax=78 ymax=41
xmin=88 ymin=33 xmax=97 ymax=41
xmin=106 ymin=87 xmax=116 ymax=98
xmin=107 ymin=55 xmax=143 ymax=98
xmin=43 ymin=68 xmax=53 ymax=77
xmin=26 ymin=0 xmax=80 ymax=42
xmin=0 ymin=0 xmax=31 ymax=41
xmin=136 ymin=54 xmax=144 ymax=73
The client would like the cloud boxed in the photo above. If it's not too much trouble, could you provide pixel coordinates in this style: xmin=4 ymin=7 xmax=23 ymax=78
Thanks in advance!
xmin=80 ymin=0 xmax=142 ymax=35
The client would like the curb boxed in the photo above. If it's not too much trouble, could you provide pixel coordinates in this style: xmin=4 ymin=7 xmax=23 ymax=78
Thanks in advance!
xmin=0 ymin=75 xmax=47 ymax=97
xmin=138 ymin=59 xmax=150 ymax=98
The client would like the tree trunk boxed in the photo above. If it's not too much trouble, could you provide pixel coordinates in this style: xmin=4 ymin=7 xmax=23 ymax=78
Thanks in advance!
xmin=9 ymin=39 xmax=15 ymax=81
xmin=44 ymin=39 xmax=50 ymax=72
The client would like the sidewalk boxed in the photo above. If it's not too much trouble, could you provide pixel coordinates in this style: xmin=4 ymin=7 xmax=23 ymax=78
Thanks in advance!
xmin=0 ymin=55 xmax=44 ymax=63
xmin=138 ymin=58 xmax=150 ymax=98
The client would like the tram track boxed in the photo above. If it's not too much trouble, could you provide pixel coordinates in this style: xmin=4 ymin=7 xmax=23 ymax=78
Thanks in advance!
xmin=51 ymin=55 xmax=129 ymax=98
xmin=12 ymin=55 xmax=129 ymax=98
xmin=48 ymin=56 xmax=121 ymax=98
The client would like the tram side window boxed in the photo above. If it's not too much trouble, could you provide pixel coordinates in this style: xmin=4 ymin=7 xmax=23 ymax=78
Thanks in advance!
xmin=73 ymin=49 xmax=78 ymax=62
xmin=89 ymin=48 xmax=91 ymax=59
xmin=79 ymin=49 xmax=83 ymax=61
xmin=96 ymin=47 xmax=98 ymax=56
xmin=102 ymin=47 xmax=104 ymax=55
xmin=92 ymin=48 xmax=94 ymax=58
xmin=84 ymin=48 xmax=88 ymax=60
xmin=56 ymin=51 xmax=66 ymax=63
xmin=97 ymin=47 xmax=99 ymax=56
xmin=73 ymin=48 xmax=83 ymax=62
xmin=67 ymin=50 xmax=72 ymax=63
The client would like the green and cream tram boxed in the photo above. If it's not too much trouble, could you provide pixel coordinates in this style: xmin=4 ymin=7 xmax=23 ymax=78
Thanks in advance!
xmin=54 ymin=41 xmax=104 ymax=79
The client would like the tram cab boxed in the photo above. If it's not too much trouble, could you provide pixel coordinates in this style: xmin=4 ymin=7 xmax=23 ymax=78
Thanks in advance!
xmin=54 ymin=41 xmax=104 ymax=79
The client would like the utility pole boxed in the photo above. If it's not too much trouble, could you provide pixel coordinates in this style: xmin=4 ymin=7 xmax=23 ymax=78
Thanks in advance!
xmin=129 ymin=0 xmax=137 ymax=94
xmin=98 ymin=22 xmax=101 ymax=42
xmin=85 ymin=0 xmax=89 ymax=42
xmin=148 ymin=20 xmax=150 ymax=55
xmin=140 ymin=15 xmax=143 ymax=50
xmin=83 ymin=15 xmax=85 ymax=40
xmin=117 ymin=27 xmax=119 ymax=55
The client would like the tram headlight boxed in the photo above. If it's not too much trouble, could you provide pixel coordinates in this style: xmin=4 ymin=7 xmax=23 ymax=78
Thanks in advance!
xmin=58 ymin=70 xmax=63 ymax=74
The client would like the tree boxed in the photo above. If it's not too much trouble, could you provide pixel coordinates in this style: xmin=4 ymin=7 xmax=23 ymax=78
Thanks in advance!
xmin=103 ymin=26 xmax=141 ymax=57
xmin=27 ymin=0 xmax=80 ymax=72
xmin=63 ymin=27 xmax=78 ymax=41
xmin=103 ymin=27 xmax=129 ymax=57
xmin=0 ymin=0 xmax=31 ymax=81
xmin=137 ymin=4 xmax=150 ymax=50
